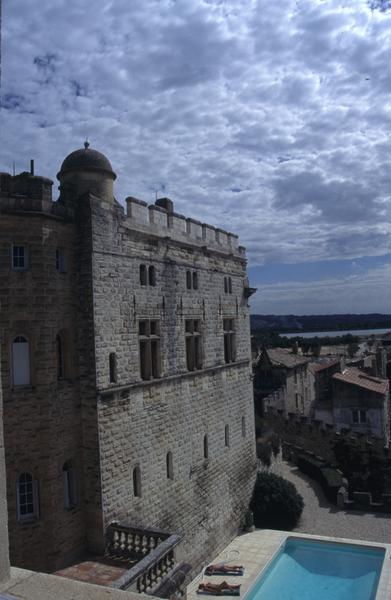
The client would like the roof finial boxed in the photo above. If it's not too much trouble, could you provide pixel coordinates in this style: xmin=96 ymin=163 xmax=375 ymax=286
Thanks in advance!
xmin=84 ymin=138 xmax=90 ymax=149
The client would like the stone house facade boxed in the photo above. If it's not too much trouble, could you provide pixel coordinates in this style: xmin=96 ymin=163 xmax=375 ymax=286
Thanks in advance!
xmin=332 ymin=368 xmax=390 ymax=442
xmin=0 ymin=145 xmax=256 ymax=574
xmin=254 ymin=348 xmax=314 ymax=417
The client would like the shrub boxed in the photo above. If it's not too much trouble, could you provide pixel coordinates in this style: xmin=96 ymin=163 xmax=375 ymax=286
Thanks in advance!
xmin=250 ymin=472 xmax=304 ymax=530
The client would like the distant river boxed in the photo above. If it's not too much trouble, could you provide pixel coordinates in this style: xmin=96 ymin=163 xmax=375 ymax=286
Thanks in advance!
xmin=282 ymin=328 xmax=391 ymax=339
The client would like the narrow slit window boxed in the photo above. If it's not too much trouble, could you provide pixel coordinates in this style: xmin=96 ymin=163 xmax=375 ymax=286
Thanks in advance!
xmin=133 ymin=466 xmax=141 ymax=497
xmin=139 ymin=264 xmax=147 ymax=286
xmin=203 ymin=434 xmax=209 ymax=459
xmin=225 ymin=425 xmax=230 ymax=447
xmin=148 ymin=265 xmax=156 ymax=286
xmin=228 ymin=277 xmax=232 ymax=294
xmin=56 ymin=334 xmax=64 ymax=379
xmin=224 ymin=277 xmax=228 ymax=294
xmin=192 ymin=271 xmax=198 ymax=290
xmin=109 ymin=352 xmax=117 ymax=384
xmin=62 ymin=462 xmax=76 ymax=509
xmin=186 ymin=270 xmax=192 ymax=289
xmin=166 ymin=452 xmax=174 ymax=480
xmin=242 ymin=416 xmax=246 ymax=437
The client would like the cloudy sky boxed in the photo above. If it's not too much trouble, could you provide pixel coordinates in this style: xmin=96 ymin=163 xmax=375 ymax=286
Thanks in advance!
xmin=2 ymin=0 xmax=391 ymax=315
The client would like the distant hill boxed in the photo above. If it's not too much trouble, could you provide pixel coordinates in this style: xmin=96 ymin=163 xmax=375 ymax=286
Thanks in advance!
xmin=250 ymin=313 xmax=391 ymax=334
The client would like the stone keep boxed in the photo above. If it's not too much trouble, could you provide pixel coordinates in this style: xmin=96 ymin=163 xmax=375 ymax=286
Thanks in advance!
xmin=0 ymin=145 xmax=257 ymax=574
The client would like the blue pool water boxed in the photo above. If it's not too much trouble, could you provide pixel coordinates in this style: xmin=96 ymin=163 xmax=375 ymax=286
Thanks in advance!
xmin=246 ymin=538 xmax=385 ymax=600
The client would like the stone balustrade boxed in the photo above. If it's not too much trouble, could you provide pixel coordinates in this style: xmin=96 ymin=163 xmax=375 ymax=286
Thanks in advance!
xmin=107 ymin=523 xmax=183 ymax=594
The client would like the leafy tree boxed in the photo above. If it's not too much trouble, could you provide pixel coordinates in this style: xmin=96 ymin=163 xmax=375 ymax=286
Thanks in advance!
xmin=250 ymin=472 xmax=304 ymax=530
xmin=347 ymin=342 xmax=359 ymax=358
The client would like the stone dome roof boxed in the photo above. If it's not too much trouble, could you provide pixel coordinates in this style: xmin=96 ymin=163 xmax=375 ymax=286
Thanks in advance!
xmin=57 ymin=142 xmax=116 ymax=179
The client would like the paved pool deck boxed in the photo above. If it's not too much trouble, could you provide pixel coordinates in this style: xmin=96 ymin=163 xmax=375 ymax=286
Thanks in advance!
xmin=186 ymin=530 xmax=391 ymax=600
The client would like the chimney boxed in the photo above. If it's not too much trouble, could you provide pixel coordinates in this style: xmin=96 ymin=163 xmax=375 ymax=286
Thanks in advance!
xmin=30 ymin=160 xmax=35 ymax=176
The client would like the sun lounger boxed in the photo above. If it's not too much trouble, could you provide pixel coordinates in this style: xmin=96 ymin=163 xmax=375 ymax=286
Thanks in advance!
xmin=197 ymin=582 xmax=241 ymax=596
xmin=204 ymin=564 xmax=244 ymax=576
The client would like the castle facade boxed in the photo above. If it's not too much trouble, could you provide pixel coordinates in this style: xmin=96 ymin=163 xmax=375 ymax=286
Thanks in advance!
xmin=0 ymin=144 xmax=256 ymax=575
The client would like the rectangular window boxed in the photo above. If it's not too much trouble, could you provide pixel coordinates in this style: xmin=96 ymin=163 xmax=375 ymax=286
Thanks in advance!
xmin=12 ymin=245 xmax=27 ymax=270
xmin=352 ymin=409 xmax=367 ymax=424
xmin=139 ymin=320 xmax=161 ymax=380
xmin=223 ymin=318 xmax=236 ymax=363
xmin=185 ymin=319 xmax=203 ymax=371
xmin=56 ymin=248 xmax=67 ymax=273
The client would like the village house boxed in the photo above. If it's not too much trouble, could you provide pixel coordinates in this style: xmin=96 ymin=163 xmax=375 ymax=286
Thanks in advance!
xmin=332 ymin=368 xmax=390 ymax=442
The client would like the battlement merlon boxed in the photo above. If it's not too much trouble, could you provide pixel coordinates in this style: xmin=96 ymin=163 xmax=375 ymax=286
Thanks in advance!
xmin=125 ymin=196 xmax=246 ymax=258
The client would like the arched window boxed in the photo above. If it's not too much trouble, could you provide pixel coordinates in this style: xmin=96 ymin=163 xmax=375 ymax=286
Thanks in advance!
xmin=225 ymin=425 xmax=230 ymax=447
xmin=139 ymin=264 xmax=147 ymax=286
xmin=192 ymin=271 xmax=198 ymax=290
xmin=109 ymin=352 xmax=117 ymax=384
xmin=56 ymin=334 xmax=64 ymax=379
xmin=224 ymin=277 xmax=228 ymax=294
xmin=186 ymin=270 xmax=192 ymax=290
xmin=242 ymin=416 xmax=246 ymax=438
xmin=203 ymin=434 xmax=209 ymax=460
xmin=166 ymin=452 xmax=174 ymax=480
xmin=62 ymin=462 xmax=76 ymax=509
xmin=17 ymin=472 xmax=39 ymax=520
xmin=12 ymin=336 xmax=30 ymax=386
xmin=228 ymin=277 xmax=232 ymax=294
xmin=148 ymin=265 xmax=156 ymax=286
xmin=133 ymin=466 xmax=141 ymax=497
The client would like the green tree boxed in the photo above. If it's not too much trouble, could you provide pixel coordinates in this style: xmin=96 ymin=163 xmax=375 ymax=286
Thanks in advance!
xmin=250 ymin=472 xmax=304 ymax=530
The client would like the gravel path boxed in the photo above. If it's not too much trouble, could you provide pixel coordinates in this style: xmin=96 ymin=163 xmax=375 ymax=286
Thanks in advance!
xmin=278 ymin=460 xmax=391 ymax=544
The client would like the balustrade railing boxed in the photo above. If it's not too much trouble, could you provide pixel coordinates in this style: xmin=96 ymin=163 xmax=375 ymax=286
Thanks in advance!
xmin=107 ymin=523 xmax=183 ymax=594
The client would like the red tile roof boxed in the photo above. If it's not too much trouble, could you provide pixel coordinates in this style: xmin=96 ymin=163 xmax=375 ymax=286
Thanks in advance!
xmin=310 ymin=358 xmax=340 ymax=373
xmin=333 ymin=367 xmax=389 ymax=395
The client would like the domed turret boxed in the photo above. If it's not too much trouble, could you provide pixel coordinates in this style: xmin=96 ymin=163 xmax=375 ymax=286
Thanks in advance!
xmin=57 ymin=141 xmax=116 ymax=201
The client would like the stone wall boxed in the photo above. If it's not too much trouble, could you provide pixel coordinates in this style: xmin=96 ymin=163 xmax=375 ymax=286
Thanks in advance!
xmin=0 ymin=206 xmax=87 ymax=570
xmin=0 ymin=346 xmax=10 ymax=582
xmin=264 ymin=410 xmax=389 ymax=463
xmin=90 ymin=194 xmax=257 ymax=576
xmin=0 ymin=155 xmax=257 ymax=578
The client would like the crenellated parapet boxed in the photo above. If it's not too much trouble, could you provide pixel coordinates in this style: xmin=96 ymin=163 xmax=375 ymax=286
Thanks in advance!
xmin=125 ymin=196 xmax=245 ymax=257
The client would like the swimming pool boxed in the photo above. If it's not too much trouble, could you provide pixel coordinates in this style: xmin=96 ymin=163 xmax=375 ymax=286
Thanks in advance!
xmin=245 ymin=537 xmax=385 ymax=600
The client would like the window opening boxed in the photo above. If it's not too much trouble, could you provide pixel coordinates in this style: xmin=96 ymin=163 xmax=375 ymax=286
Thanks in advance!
xmin=166 ymin=452 xmax=174 ymax=480
xmin=109 ymin=352 xmax=117 ymax=384
xmin=225 ymin=425 xmax=230 ymax=447
xmin=203 ymin=434 xmax=209 ymax=459
xmin=133 ymin=466 xmax=141 ymax=497
xmin=56 ymin=335 xmax=64 ymax=379
xmin=186 ymin=270 xmax=192 ymax=289
xmin=148 ymin=265 xmax=156 ymax=286
xmin=12 ymin=336 xmax=30 ymax=386
xmin=228 ymin=277 xmax=232 ymax=294
xmin=192 ymin=271 xmax=198 ymax=290
xmin=56 ymin=248 xmax=67 ymax=272
xmin=62 ymin=462 xmax=76 ymax=509
xmin=223 ymin=319 xmax=236 ymax=363
xmin=12 ymin=245 xmax=27 ymax=270
xmin=139 ymin=320 xmax=161 ymax=380
xmin=185 ymin=319 xmax=202 ymax=371
xmin=17 ymin=472 xmax=38 ymax=520
xmin=140 ymin=264 xmax=147 ymax=286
